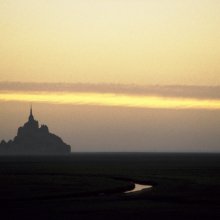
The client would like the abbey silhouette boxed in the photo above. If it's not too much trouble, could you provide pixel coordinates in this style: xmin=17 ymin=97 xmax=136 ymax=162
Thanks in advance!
xmin=0 ymin=106 xmax=71 ymax=155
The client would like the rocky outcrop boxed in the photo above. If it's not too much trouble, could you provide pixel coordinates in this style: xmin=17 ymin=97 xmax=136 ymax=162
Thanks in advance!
xmin=0 ymin=108 xmax=71 ymax=155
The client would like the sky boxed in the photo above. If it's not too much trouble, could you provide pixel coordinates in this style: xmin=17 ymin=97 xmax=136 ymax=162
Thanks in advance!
xmin=0 ymin=0 xmax=220 ymax=152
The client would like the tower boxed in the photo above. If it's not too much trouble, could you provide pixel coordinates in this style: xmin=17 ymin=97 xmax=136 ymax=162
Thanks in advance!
xmin=26 ymin=104 xmax=39 ymax=129
xmin=29 ymin=104 xmax=34 ymax=122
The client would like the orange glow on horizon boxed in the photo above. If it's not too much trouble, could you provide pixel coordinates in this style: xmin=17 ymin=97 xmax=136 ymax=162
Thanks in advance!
xmin=0 ymin=91 xmax=220 ymax=110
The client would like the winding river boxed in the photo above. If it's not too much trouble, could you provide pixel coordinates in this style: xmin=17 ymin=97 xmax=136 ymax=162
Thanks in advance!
xmin=125 ymin=183 xmax=152 ymax=193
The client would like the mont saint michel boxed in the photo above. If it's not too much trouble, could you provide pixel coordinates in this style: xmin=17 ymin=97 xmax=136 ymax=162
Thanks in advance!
xmin=0 ymin=107 xmax=71 ymax=155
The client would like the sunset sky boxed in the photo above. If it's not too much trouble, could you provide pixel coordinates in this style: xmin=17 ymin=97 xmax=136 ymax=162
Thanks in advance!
xmin=0 ymin=0 xmax=220 ymax=152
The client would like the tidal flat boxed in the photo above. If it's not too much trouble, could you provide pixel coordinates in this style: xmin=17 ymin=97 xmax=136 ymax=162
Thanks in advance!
xmin=0 ymin=153 xmax=220 ymax=220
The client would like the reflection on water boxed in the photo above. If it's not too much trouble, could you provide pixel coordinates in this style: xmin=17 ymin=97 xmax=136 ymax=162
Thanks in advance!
xmin=125 ymin=183 xmax=152 ymax=193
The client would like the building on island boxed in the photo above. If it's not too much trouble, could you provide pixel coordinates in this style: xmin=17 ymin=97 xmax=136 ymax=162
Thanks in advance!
xmin=0 ymin=106 xmax=71 ymax=155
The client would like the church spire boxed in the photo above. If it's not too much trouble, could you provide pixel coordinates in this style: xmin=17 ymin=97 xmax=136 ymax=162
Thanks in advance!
xmin=30 ymin=104 xmax=33 ymax=116
xmin=29 ymin=104 xmax=34 ymax=121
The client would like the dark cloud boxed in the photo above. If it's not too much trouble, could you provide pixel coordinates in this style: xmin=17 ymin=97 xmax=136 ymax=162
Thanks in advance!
xmin=0 ymin=82 xmax=220 ymax=100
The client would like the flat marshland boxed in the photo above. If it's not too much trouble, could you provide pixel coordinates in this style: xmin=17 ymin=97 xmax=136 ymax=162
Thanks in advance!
xmin=0 ymin=153 xmax=219 ymax=219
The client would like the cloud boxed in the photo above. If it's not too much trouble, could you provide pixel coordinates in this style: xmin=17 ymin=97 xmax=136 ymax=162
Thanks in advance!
xmin=0 ymin=82 xmax=220 ymax=100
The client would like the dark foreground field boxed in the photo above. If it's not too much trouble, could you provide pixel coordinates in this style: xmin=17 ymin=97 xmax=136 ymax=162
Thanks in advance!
xmin=0 ymin=153 xmax=220 ymax=220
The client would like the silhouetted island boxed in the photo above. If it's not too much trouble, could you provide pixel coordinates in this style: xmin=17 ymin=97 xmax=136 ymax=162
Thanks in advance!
xmin=0 ymin=107 xmax=71 ymax=155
